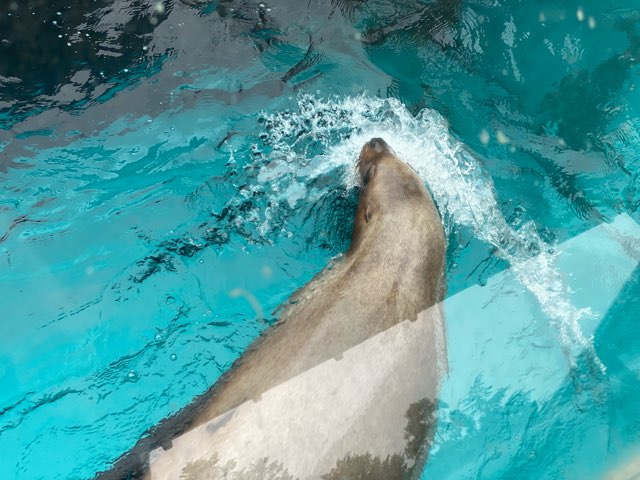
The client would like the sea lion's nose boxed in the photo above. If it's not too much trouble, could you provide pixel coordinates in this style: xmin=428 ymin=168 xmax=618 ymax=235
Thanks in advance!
xmin=368 ymin=138 xmax=389 ymax=154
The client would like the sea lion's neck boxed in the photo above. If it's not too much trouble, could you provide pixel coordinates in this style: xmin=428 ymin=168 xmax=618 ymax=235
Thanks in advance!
xmin=346 ymin=188 xmax=445 ymax=311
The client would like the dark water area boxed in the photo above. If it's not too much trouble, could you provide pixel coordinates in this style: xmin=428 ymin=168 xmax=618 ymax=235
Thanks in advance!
xmin=0 ymin=0 xmax=171 ymax=126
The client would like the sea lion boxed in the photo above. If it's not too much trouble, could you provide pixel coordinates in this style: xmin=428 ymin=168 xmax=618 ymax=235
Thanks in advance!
xmin=98 ymin=137 xmax=446 ymax=480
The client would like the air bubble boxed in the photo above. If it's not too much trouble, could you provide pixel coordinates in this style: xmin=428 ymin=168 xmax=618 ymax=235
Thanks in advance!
xmin=479 ymin=129 xmax=490 ymax=145
xmin=496 ymin=130 xmax=510 ymax=144
xmin=127 ymin=371 xmax=139 ymax=382
xmin=170 ymin=354 xmax=177 ymax=361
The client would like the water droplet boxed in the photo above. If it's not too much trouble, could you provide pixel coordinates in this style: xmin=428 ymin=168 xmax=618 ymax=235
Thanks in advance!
xmin=527 ymin=242 xmax=540 ymax=255
xmin=66 ymin=42 xmax=71 ymax=47
xmin=143 ymin=45 xmax=148 ymax=51
xmin=496 ymin=130 xmax=510 ymax=144
xmin=576 ymin=7 xmax=585 ymax=22
xmin=58 ymin=34 xmax=62 ymax=38
xmin=127 ymin=371 xmax=139 ymax=382
xmin=52 ymin=20 xmax=57 ymax=25
xmin=198 ymin=259 xmax=204 ymax=264
xmin=479 ymin=129 xmax=490 ymax=145
xmin=56 ymin=11 xmax=62 ymax=16
xmin=170 ymin=354 xmax=177 ymax=361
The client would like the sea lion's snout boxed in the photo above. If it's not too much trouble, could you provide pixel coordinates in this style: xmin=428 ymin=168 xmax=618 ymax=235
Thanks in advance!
xmin=358 ymin=137 xmax=393 ymax=185
xmin=368 ymin=137 xmax=389 ymax=153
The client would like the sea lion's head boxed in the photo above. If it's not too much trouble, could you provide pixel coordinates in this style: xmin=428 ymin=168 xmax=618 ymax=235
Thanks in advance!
xmin=357 ymin=137 xmax=396 ymax=186
xmin=350 ymin=137 xmax=438 ymax=256
xmin=356 ymin=137 xmax=427 ymax=216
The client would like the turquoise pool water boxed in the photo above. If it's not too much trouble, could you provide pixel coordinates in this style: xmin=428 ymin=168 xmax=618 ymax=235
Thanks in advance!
xmin=1 ymin=0 xmax=639 ymax=478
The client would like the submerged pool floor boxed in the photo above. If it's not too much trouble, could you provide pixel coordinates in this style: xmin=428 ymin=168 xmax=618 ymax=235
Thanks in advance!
xmin=1 ymin=0 xmax=639 ymax=478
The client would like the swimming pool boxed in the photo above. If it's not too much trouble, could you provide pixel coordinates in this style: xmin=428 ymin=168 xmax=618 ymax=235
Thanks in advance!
xmin=1 ymin=0 xmax=639 ymax=478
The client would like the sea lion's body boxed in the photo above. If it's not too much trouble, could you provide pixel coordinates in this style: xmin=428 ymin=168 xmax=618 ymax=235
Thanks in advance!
xmin=99 ymin=138 xmax=446 ymax=480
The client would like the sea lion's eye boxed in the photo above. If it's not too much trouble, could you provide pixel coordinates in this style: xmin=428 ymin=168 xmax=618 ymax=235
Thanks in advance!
xmin=363 ymin=164 xmax=376 ymax=185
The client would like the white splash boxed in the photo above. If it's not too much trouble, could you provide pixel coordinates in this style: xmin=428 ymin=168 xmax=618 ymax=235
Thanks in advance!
xmin=258 ymin=94 xmax=602 ymax=370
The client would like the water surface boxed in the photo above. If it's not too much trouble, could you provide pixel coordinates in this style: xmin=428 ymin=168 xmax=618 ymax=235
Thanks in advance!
xmin=1 ymin=0 xmax=639 ymax=478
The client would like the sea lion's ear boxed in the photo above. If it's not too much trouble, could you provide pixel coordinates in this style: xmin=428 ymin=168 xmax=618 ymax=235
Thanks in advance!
xmin=363 ymin=164 xmax=376 ymax=186
xmin=365 ymin=205 xmax=372 ymax=223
